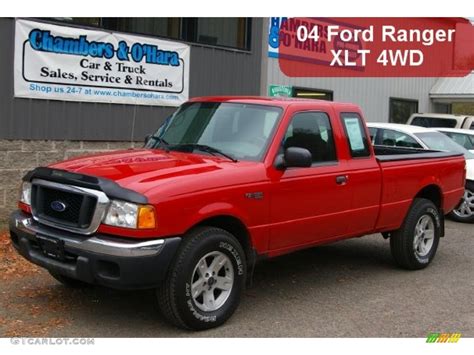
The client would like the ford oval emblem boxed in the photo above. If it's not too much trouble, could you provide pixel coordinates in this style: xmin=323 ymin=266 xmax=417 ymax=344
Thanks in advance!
xmin=50 ymin=201 xmax=67 ymax=212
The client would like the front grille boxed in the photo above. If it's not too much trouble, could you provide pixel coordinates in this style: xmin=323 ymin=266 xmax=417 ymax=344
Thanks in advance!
xmin=42 ymin=187 xmax=83 ymax=223
xmin=32 ymin=184 xmax=98 ymax=229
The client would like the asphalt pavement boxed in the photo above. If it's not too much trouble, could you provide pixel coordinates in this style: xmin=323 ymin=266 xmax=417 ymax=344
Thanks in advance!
xmin=0 ymin=220 xmax=472 ymax=337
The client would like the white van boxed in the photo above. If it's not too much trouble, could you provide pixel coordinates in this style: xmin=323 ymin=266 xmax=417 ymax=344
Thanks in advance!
xmin=407 ymin=113 xmax=474 ymax=130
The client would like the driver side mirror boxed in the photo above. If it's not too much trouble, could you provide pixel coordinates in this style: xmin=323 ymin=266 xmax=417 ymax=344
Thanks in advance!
xmin=275 ymin=147 xmax=312 ymax=170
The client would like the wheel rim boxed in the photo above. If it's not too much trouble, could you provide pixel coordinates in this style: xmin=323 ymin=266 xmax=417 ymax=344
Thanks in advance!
xmin=452 ymin=188 xmax=474 ymax=218
xmin=191 ymin=251 xmax=234 ymax=312
xmin=413 ymin=215 xmax=435 ymax=257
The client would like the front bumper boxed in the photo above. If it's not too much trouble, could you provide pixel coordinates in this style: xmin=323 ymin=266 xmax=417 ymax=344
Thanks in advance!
xmin=9 ymin=210 xmax=181 ymax=289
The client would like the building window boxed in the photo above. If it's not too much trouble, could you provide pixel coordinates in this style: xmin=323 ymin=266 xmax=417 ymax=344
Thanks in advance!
xmin=434 ymin=103 xmax=452 ymax=114
xmin=51 ymin=18 xmax=101 ymax=27
xmin=182 ymin=18 xmax=250 ymax=49
xmin=292 ymin=87 xmax=333 ymax=101
xmin=452 ymin=102 xmax=474 ymax=115
xmin=102 ymin=18 xmax=181 ymax=39
xmin=389 ymin=98 xmax=419 ymax=124
xmin=45 ymin=18 xmax=251 ymax=51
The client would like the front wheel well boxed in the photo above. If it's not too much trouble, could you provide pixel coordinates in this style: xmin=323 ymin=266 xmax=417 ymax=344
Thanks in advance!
xmin=189 ymin=215 xmax=255 ymax=267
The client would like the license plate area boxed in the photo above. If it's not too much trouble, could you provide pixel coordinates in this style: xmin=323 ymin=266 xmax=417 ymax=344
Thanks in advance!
xmin=36 ymin=234 xmax=65 ymax=261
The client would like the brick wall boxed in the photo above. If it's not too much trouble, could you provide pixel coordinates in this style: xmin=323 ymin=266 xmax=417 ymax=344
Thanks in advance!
xmin=0 ymin=140 xmax=140 ymax=224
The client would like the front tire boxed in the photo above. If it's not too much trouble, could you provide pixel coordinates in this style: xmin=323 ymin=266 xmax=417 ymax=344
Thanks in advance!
xmin=157 ymin=227 xmax=246 ymax=330
xmin=448 ymin=181 xmax=474 ymax=223
xmin=390 ymin=198 xmax=441 ymax=270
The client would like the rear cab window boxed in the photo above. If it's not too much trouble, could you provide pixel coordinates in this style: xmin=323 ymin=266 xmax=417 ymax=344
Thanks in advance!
xmin=411 ymin=116 xmax=457 ymax=128
xmin=340 ymin=113 xmax=371 ymax=158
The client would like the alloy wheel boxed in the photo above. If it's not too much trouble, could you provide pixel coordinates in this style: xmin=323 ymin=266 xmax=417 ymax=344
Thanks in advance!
xmin=413 ymin=214 xmax=435 ymax=257
xmin=191 ymin=251 xmax=234 ymax=312
xmin=452 ymin=188 xmax=474 ymax=219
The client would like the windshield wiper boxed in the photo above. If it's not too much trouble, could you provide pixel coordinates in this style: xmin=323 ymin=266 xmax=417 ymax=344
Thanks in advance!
xmin=173 ymin=143 xmax=238 ymax=162
xmin=150 ymin=136 xmax=170 ymax=152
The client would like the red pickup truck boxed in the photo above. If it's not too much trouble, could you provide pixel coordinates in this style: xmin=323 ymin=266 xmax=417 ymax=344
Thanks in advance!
xmin=10 ymin=97 xmax=465 ymax=330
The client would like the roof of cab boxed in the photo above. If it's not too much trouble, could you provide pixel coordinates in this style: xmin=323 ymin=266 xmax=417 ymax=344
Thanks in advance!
xmin=188 ymin=96 xmax=359 ymax=109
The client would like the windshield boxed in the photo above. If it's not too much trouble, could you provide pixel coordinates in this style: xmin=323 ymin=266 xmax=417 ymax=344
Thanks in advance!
xmin=414 ymin=131 xmax=474 ymax=159
xmin=146 ymin=102 xmax=282 ymax=161
xmin=440 ymin=131 xmax=474 ymax=150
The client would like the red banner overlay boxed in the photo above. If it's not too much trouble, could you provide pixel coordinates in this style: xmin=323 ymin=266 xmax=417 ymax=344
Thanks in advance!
xmin=277 ymin=18 xmax=474 ymax=77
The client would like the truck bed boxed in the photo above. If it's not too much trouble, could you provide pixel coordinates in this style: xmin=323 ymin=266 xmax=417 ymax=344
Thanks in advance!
xmin=373 ymin=145 xmax=465 ymax=232
xmin=374 ymin=145 xmax=464 ymax=162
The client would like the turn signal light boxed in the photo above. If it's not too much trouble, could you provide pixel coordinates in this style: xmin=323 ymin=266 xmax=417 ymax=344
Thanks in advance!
xmin=138 ymin=205 xmax=156 ymax=229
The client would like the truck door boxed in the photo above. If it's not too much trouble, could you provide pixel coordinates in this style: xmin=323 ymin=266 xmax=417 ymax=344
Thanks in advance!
xmin=268 ymin=110 xmax=351 ymax=251
xmin=338 ymin=112 xmax=381 ymax=235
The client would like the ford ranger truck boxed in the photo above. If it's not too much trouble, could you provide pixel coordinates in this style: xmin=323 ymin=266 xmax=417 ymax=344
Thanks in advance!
xmin=9 ymin=97 xmax=466 ymax=330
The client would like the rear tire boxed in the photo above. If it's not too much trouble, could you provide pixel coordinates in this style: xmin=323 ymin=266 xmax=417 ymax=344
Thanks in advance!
xmin=49 ymin=271 xmax=90 ymax=288
xmin=157 ymin=227 xmax=246 ymax=330
xmin=448 ymin=181 xmax=474 ymax=223
xmin=390 ymin=198 xmax=441 ymax=270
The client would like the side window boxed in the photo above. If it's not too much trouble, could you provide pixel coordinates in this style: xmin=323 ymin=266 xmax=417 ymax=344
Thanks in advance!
xmin=283 ymin=112 xmax=337 ymax=164
xmin=368 ymin=127 xmax=377 ymax=143
xmin=380 ymin=129 xmax=422 ymax=148
xmin=446 ymin=132 xmax=474 ymax=150
xmin=340 ymin=113 xmax=371 ymax=158
xmin=468 ymin=135 xmax=474 ymax=149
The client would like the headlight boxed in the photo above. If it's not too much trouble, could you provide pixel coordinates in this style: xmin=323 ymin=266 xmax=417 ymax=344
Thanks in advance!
xmin=103 ymin=200 xmax=156 ymax=229
xmin=20 ymin=182 xmax=32 ymax=205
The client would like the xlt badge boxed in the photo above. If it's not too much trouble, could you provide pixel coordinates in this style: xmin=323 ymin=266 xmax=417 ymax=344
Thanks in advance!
xmin=245 ymin=192 xmax=264 ymax=200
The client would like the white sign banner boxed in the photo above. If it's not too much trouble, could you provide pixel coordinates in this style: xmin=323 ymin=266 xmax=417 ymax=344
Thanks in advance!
xmin=14 ymin=19 xmax=190 ymax=106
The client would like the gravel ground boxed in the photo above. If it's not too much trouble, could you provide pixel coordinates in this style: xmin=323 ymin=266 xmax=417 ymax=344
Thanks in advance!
xmin=0 ymin=220 xmax=472 ymax=337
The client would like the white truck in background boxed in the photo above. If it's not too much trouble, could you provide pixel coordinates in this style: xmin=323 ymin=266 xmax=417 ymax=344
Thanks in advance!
xmin=407 ymin=113 xmax=474 ymax=130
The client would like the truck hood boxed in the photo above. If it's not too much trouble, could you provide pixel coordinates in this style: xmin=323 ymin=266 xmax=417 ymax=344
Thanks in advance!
xmin=50 ymin=149 xmax=261 ymax=198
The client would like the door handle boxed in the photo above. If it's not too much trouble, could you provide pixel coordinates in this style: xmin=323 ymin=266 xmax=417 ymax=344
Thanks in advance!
xmin=335 ymin=175 xmax=348 ymax=185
